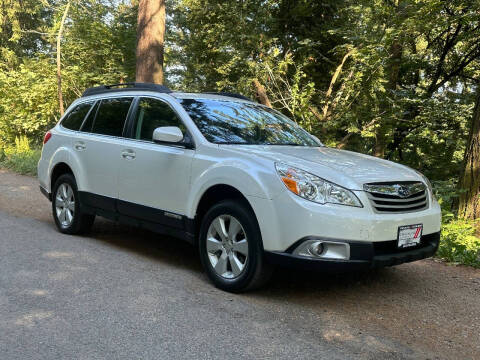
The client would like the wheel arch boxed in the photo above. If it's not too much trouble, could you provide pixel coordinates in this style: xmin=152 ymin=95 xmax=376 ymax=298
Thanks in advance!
xmin=192 ymin=184 xmax=264 ymax=248
xmin=50 ymin=162 xmax=74 ymax=190
xmin=47 ymin=146 xmax=89 ymax=194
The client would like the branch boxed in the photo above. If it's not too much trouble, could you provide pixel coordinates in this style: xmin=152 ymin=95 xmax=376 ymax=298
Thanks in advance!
xmin=322 ymin=48 xmax=355 ymax=119
xmin=427 ymin=23 xmax=462 ymax=96
xmin=433 ymin=44 xmax=480 ymax=92
xmin=19 ymin=29 xmax=51 ymax=36
xmin=336 ymin=114 xmax=384 ymax=149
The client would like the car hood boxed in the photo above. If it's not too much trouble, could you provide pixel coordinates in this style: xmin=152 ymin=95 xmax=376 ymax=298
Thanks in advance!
xmin=222 ymin=145 xmax=423 ymax=190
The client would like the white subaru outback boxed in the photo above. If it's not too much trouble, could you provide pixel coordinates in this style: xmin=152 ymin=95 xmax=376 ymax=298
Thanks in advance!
xmin=38 ymin=83 xmax=441 ymax=292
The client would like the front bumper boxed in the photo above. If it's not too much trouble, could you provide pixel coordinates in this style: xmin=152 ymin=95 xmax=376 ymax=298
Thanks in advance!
xmin=247 ymin=189 xmax=441 ymax=252
xmin=264 ymin=231 xmax=440 ymax=272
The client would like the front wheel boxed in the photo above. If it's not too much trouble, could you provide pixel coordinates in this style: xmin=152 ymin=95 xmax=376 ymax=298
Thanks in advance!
xmin=198 ymin=199 xmax=273 ymax=292
xmin=52 ymin=173 xmax=95 ymax=234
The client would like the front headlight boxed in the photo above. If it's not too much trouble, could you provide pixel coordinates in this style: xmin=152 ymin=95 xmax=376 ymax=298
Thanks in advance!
xmin=275 ymin=163 xmax=363 ymax=207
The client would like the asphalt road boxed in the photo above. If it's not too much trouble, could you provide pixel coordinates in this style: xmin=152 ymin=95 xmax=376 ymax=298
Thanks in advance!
xmin=1 ymin=169 xmax=479 ymax=360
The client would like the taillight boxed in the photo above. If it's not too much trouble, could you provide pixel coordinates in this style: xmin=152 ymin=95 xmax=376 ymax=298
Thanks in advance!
xmin=43 ymin=131 xmax=52 ymax=144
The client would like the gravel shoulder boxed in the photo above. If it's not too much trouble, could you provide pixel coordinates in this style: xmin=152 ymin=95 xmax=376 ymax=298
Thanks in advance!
xmin=0 ymin=168 xmax=479 ymax=359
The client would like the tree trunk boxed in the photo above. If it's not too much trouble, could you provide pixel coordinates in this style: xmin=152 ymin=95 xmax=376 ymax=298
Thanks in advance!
xmin=458 ymin=86 xmax=480 ymax=230
xmin=253 ymin=79 xmax=272 ymax=107
xmin=56 ymin=1 xmax=70 ymax=116
xmin=136 ymin=0 xmax=165 ymax=84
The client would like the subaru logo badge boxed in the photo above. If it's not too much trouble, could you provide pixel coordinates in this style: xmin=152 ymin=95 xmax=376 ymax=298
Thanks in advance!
xmin=397 ymin=185 xmax=410 ymax=198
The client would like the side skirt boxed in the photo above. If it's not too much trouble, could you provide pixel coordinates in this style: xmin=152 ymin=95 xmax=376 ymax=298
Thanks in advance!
xmin=78 ymin=191 xmax=196 ymax=244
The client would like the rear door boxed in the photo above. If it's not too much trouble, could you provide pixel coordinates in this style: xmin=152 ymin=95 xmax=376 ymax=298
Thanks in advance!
xmin=117 ymin=96 xmax=195 ymax=225
xmin=72 ymin=96 xmax=134 ymax=212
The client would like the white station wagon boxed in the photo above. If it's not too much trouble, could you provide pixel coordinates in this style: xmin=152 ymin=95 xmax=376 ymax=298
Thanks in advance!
xmin=38 ymin=83 xmax=441 ymax=292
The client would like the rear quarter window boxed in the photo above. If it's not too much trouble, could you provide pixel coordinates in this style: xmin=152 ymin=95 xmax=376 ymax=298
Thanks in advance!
xmin=61 ymin=102 xmax=93 ymax=131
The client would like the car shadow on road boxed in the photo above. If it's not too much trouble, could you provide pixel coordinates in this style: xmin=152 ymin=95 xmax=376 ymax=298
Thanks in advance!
xmin=80 ymin=217 xmax=402 ymax=297
xmin=263 ymin=265 xmax=401 ymax=297
xmin=81 ymin=217 xmax=204 ymax=273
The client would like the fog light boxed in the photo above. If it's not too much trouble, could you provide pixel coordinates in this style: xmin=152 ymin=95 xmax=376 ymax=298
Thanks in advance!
xmin=292 ymin=239 xmax=350 ymax=260
xmin=308 ymin=242 xmax=324 ymax=256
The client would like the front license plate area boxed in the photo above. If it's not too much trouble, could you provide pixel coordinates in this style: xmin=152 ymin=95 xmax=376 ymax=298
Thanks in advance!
xmin=397 ymin=224 xmax=423 ymax=248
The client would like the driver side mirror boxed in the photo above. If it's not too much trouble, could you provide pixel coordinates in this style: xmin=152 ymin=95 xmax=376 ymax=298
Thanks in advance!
xmin=152 ymin=126 xmax=184 ymax=144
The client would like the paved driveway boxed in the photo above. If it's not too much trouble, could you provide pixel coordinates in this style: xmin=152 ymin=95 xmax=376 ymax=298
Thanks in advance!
xmin=0 ymin=169 xmax=479 ymax=359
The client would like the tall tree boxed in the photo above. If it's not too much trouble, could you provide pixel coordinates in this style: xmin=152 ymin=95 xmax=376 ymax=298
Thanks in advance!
xmin=56 ymin=1 xmax=71 ymax=116
xmin=458 ymin=85 xmax=480 ymax=229
xmin=135 ymin=0 xmax=165 ymax=84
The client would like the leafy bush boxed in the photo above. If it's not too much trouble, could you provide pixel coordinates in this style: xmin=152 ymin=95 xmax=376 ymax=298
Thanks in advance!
xmin=0 ymin=136 xmax=41 ymax=176
xmin=437 ymin=217 xmax=480 ymax=268
xmin=433 ymin=181 xmax=480 ymax=268
xmin=0 ymin=58 xmax=59 ymax=146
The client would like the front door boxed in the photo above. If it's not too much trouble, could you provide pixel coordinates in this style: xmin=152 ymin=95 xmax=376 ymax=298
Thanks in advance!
xmin=117 ymin=97 xmax=195 ymax=226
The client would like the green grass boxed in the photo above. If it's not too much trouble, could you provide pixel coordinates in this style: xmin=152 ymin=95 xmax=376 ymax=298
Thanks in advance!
xmin=0 ymin=136 xmax=41 ymax=176
xmin=0 ymin=149 xmax=41 ymax=176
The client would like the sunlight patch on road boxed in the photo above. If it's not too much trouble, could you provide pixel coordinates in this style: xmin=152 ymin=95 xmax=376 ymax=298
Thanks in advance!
xmin=29 ymin=289 xmax=48 ymax=296
xmin=323 ymin=329 xmax=354 ymax=342
xmin=15 ymin=311 xmax=53 ymax=328
xmin=323 ymin=328 xmax=397 ymax=354
xmin=43 ymin=251 xmax=75 ymax=258
xmin=49 ymin=272 xmax=72 ymax=281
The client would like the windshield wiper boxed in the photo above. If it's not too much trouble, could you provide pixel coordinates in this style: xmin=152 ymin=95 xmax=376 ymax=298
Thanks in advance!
xmin=263 ymin=142 xmax=306 ymax=146
xmin=216 ymin=142 xmax=316 ymax=146
xmin=216 ymin=141 xmax=253 ymax=145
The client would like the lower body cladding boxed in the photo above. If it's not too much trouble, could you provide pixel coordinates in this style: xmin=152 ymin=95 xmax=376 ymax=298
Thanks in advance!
xmin=264 ymin=232 xmax=440 ymax=271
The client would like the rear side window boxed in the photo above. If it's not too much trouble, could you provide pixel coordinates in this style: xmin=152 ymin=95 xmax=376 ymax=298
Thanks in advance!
xmin=133 ymin=98 xmax=186 ymax=141
xmin=61 ymin=102 xmax=93 ymax=130
xmin=90 ymin=97 xmax=133 ymax=137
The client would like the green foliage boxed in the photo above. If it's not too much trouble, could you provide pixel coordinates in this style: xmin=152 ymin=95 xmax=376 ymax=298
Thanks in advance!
xmin=0 ymin=136 xmax=41 ymax=176
xmin=438 ymin=218 xmax=480 ymax=268
xmin=0 ymin=0 xmax=137 ymax=145
xmin=433 ymin=181 xmax=480 ymax=267
xmin=0 ymin=58 xmax=59 ymax=145
xmin=169 ymin=0 xmax=480 ymax=184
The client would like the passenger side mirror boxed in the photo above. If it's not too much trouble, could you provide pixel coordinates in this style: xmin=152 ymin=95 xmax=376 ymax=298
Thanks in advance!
xmin=152 ymin=126 xmax=184 ymax=144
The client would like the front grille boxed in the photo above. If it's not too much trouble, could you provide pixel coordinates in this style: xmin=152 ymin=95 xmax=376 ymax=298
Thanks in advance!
xmin=364 ymin=182 xmax=428 ymax=213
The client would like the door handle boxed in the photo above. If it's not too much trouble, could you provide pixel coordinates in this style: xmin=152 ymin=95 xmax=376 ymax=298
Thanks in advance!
xmin=121 ymin=149 xmax=136 ymax=160
xmin=74 ymin=142 xmax=86 ymax=151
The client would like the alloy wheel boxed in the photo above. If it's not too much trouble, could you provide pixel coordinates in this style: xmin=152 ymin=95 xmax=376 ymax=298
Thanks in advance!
xmin=206 ymin=215 xmax=249 ymax=279
xmin=55 ymin=183 xmax=75 ymax=228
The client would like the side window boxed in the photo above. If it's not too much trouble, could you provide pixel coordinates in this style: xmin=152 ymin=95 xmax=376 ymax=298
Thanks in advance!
xmin=133 ymin=98 xmax=186 ymax=141
xmin=91 ymin=97 xmax=133 ymax=137
xmin=61 ymin=102 xmax=93 ymax=131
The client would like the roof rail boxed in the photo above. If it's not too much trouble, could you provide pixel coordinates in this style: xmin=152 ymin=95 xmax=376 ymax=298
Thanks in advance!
xmin=82 ymin=82 xmax=172 ymax=97
xmin=204 ymin=92 xmax=254 ymax=102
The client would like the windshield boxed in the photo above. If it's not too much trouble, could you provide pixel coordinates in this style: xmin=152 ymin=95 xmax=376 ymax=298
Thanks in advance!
xmin=179 ymin=98 xmax=321 ymax=146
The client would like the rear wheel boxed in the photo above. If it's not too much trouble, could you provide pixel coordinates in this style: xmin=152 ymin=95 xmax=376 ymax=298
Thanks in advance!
xmin=199 ymin=199 xmax=273 ymax=292
xmin=52 ymin=174 xmax=95 ymax=234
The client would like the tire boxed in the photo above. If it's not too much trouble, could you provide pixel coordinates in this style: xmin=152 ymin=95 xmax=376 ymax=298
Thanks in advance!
xmin=52 ymin=173 xmax=95 ymax=235
xmin=198 ymin=199 xmax=273 ymax=292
